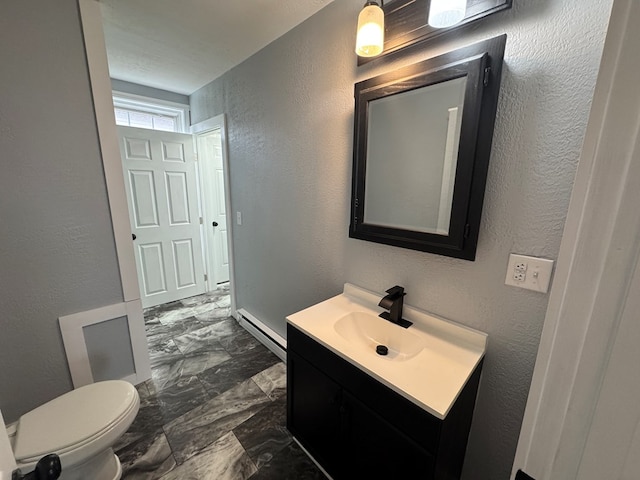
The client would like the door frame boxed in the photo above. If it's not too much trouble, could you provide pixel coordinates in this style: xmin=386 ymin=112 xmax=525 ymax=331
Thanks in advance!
xmin=74 ymin=0 xmax=152 ymax=386
xmin=79 ymin=0 xmax=139 ymax=303
xmin=512 ymin=0 xmax=639 ymax=477
xmin=78 ymin=0 xmax=237 ymax=318
xmin=192 ymin=114 xmax=237 ymax=315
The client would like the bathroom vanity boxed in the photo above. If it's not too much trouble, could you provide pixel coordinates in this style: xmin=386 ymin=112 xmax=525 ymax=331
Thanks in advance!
xmin=286 ymin=284 xmax=486 ymax=479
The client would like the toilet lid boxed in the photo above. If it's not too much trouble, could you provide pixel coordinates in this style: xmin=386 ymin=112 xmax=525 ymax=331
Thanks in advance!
xmin=13 ymin=380 xmax=137 ymax=462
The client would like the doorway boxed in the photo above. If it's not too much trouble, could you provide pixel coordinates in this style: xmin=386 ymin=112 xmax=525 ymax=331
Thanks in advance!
xmin=196 ymin=127 xmax=230 ymax=288
xmin=191 ymin=114 xmax=236 ymax=316
xmin=118 ymin=126 xmax=205 ymax=308
xmin=116 ymin=115 xmax=234 ymax=311
xmin=76 ymin=0 xmax=239 ymax=392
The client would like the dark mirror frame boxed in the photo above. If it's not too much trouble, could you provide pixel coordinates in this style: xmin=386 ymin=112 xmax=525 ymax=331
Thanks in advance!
xmin=349 ymin=34 xmax=506 ymax=260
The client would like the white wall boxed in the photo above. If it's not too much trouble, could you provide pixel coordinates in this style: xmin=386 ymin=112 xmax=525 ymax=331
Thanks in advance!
xmin=189 ymin=0 xmax=612 ymax=477
xmin=0 ymin=0 xmax=123 ymax=422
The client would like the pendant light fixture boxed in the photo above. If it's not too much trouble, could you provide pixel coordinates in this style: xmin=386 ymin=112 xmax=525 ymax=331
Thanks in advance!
xmin=428 ymin=0 xmax=467 ymax=28
xmin=355 ymin=1 xmax=384 ymax=58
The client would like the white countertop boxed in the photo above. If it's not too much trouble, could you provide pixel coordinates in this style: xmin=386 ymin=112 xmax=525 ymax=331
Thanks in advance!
xmin=286 ymin=283 xmax=487 ymax=419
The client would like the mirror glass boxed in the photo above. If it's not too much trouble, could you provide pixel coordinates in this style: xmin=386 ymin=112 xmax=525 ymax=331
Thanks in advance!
xmin=350 ymin=35 xmax=507 ymax=260
xmin=364 ymin=77 xmax=466 ymax=235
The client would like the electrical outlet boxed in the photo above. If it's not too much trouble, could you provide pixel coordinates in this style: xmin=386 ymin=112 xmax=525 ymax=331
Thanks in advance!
xmin=513 ymin=272 xmax=526 ymax=282
xmin=236 ymin=211 xmax=242 ymax=225
xmin=505 ymin=254 xmax=555 ymax=293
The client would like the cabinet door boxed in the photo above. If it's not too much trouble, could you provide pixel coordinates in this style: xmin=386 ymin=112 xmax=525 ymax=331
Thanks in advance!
xmin=343 ymin=390 xmax=435 ymax=479
xmin=288 ymin=352 xmax=343 ymax=475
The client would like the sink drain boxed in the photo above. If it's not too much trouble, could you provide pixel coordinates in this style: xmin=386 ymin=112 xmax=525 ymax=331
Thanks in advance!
xmin=376 ymin=345 xmax=389 ymax=356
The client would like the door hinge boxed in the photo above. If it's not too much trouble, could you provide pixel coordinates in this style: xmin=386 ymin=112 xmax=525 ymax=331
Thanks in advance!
xmin=204 ymin=274 xmax=208 ymax=282
xmin=483 ymin=66 xmax=491 ymax=87
xmin=194 ymin=152 xmax=198 ymax=162
xmin=464 ymin=223 xmax=470 ymax=238
xmin=199 ymin=217 xmax=204 ymax=225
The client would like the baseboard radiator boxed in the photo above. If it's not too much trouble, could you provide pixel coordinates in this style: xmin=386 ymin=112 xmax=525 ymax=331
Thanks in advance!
xmin=236 ymin=308 xmax=287 ymax=362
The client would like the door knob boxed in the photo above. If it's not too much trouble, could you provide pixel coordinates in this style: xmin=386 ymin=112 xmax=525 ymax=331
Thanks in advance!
xmin=212 ymin=222 xmax=219 ymax=227
xmin=132 ymin=234 xmax=137 ymax=240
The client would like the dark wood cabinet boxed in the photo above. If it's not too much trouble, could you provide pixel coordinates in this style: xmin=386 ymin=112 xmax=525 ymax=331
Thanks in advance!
xmin=287 ymin=324 xmax=482 ymax=480
xmin=341 ymin=389 xmax=435 ymax=478
xmin=288 ymin=349 xmax=343 ymax=474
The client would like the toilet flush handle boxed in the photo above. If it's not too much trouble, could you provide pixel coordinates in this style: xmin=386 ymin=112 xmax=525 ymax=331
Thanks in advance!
xmin=11 ymin=453 xmax=61 ymax=480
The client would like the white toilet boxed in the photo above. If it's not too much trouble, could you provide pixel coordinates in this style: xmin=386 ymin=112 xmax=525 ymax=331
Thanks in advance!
xmin=7 ymin=380 xmax=139 ymax=480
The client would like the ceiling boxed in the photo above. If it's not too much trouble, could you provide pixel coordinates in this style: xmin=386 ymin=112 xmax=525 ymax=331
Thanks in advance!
xmin=99 ymin=0 xmax=335 ymax=96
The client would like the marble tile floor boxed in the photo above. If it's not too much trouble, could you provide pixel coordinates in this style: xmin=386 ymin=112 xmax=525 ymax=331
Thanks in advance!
xmin=116 ymin=285 xmax=325 ymax=479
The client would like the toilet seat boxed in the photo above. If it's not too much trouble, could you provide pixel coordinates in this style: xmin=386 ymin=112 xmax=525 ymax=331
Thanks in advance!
xmin=13 ymin=380 xmax=138 ymax=465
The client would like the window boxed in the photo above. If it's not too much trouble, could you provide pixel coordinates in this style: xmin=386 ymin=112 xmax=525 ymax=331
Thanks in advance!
xmin=112 ymin=91 xmax=189 ymax=133
xmin=114 ymin=108 xmax=178 ymax=132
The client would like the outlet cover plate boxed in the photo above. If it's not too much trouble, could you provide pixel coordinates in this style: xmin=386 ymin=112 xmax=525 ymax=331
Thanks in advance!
xmin=505 ymin=254 xmax=554 ymax=293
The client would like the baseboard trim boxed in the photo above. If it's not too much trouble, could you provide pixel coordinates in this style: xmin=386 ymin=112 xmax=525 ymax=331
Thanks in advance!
xmin=236 ymin=308 xmax=287 ymax=362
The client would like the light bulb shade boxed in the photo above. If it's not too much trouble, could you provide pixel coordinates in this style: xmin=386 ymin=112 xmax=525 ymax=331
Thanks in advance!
xmin=428 ymin=0 xmax=467 ymax=28
xmin=356 ymin=2 xmax=384 ymax=57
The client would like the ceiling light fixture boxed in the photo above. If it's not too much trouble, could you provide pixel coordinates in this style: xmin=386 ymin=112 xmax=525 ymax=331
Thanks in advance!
xmin=355 ymin=1 xmax=385 ymax=58
xmin=428 ymin=0 xmax=467 ymax=28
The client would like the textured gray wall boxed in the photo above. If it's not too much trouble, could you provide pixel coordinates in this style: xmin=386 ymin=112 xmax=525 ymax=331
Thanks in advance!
xmin=0 ymin=0 xmax=123 ymax=422
xmin=190 ymin=0 xmax=612 ymax=477
xmin=111 ymin=78 xmax=189 ymax=105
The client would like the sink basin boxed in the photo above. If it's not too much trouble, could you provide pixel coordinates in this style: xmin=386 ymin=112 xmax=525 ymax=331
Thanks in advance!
xmin=287 ymin=283 xmax=487 ymax=418
xmin=334 ymin=312 xmax=426 ymax=361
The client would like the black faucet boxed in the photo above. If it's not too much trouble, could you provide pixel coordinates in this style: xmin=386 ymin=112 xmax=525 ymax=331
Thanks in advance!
xmin=378 ymin=286 xmax=412 ymax=328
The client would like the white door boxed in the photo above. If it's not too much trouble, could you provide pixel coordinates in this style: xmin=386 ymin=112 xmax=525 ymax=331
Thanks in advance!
xmin=118 ymin=126 xmax=206 ymax=308
xmin=197 ymin=129 xmax=230 ymax=285
xmin=575 ymin=260 xmax=640 ymax=479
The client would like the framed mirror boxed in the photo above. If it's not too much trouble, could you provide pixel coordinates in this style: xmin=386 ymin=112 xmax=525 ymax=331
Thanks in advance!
xmin=349 ymin=35 xmax=506 ymax=260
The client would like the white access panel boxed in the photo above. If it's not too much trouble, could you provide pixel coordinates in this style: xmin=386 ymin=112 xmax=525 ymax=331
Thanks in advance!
xmin=118 ymin=126 xmax=205 ymax=308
